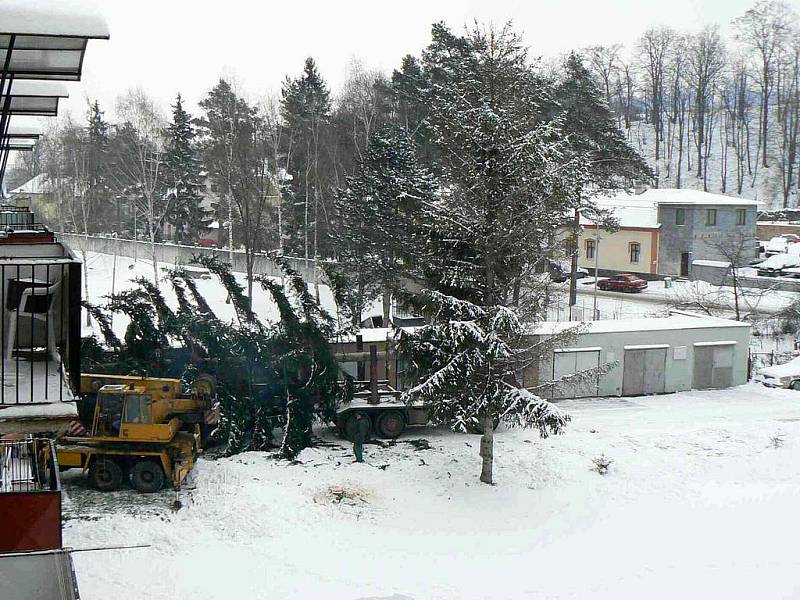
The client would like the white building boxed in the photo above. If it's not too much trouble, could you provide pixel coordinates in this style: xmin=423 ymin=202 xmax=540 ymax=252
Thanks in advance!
xmin=530 ymin=314 xmax=751 ymax=399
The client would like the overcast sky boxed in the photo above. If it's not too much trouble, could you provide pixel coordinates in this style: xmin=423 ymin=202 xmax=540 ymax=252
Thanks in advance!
xmin=63 ymin=0 xmax=758 ymax=121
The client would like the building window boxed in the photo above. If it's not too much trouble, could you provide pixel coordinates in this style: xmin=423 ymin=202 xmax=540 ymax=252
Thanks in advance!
xmin=629 ymin=242 xmax=641 ymax=264
xmin=675 ymin=208 xmax=685 ymax=226
xmin=585 ymin=239 xmax=595 ymax=260
xmin=736 ymin=209 xmax=746 ymax=226
xmin=706 ymin=209 xmax=717 ymax=226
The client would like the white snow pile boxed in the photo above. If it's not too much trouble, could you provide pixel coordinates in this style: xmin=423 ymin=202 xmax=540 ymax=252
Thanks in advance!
xmin=65 ymin=383 xmax=800 ymax=600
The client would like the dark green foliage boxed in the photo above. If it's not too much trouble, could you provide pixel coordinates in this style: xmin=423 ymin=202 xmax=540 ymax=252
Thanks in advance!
xmin=329 ymin=125 xmax=436 ymax=326
xmin=192 ymin=254 xmax=256 ymax=323
xmin=82 ymin=256 xmax=349 ymax=458
xmin=164 ymin=94 xmax=210 ymax=243
xmin=556 ymin=52 xmax=653 ymax=187
xmin=280 ymin=58 xmax=332 ymax=258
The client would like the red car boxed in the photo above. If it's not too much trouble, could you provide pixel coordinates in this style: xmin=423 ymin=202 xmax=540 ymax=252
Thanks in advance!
xmin=597 ymin=273 xmax=648 ymax=293
xmin=197 ymin=238 xmax=217 ymax=248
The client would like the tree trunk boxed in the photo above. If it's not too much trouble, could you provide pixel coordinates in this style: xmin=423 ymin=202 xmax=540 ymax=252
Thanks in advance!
xmin=382 ymin=288 xmax=391 ymax=326
xmin=479 ymin=414 xmax=494 ymax=485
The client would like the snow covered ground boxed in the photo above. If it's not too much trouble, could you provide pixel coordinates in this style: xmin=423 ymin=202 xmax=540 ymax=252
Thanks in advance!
xmin=64 ymin=383 xmax=800 ymax=600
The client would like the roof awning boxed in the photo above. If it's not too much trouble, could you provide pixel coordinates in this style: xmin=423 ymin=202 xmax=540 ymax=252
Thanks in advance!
xmin=1 ymin=80 xmax=69 ymax=117
xmin=5 ymin=121 xmax=42 ymax=139
xmin=0 ymin=0 xmax=110 ymax=81
xmin=4 ymin=141 xmax=34 ymax=151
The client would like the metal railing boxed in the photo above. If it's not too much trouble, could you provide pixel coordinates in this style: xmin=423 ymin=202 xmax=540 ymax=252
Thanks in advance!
xmin=0 ymin=261 xmax=75 ymax=405
xmin=0 ymin=438 xmax=60 ymax=493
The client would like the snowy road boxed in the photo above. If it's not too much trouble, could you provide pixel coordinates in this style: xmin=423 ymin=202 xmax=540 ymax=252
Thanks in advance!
xmin=64 ymin=383 xmax=800 ymax=600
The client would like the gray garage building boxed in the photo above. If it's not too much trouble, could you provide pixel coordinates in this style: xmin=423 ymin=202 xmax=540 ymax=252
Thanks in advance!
xmin=531 ymin=314 xmax=751 ymax=399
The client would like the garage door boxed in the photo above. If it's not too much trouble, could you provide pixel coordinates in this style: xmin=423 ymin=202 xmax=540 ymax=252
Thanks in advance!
xmin=552 ymin=348 xmax=600 ymax=399
xmin=622 ymin=346 xmax=667 ymax=396
xmin=693 ymin=343 xmax=734 ymax=389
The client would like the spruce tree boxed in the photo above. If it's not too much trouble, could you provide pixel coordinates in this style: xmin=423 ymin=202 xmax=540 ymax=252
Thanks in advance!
xmin=164 ymin=94 xmax=209 ymax=243
xmin=556 ymin=52 xmax=652 ymax=187
xmin=330 ymin=125 xmax=435 ymax=327
xmin=398 ymin=23 xmax=589 ymax=484
xmin=280 ymin=58 xmax=332 ymax=259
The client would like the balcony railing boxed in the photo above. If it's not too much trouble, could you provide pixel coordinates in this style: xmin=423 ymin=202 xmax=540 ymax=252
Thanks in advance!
xmin=0 ymin=438 xmax=63 ymax=553
xmin=0 ymin=438 xmax=60 ymax=493
xmin=0 ymin=261 xmax=80 ymax=406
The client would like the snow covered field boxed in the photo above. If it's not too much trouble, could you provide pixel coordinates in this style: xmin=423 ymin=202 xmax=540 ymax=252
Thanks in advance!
xmin=65 ymin=383 xmax=800 ymax=600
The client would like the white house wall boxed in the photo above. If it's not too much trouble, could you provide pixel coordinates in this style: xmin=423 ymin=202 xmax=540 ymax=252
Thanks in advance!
xmin=536 ymin=324 xmax=751 ymax=398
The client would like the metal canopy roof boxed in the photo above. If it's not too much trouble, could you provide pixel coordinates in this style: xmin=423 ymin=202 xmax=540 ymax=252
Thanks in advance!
xmin=0 ymin=0 xmax=110 ymax=81
xmin=5 ymin=122 xmax=42 ymax=139
xmin=4 ymin=141 xmax=34 ymax=151
xmin=2 ymin=80 xmax=68 ymax=116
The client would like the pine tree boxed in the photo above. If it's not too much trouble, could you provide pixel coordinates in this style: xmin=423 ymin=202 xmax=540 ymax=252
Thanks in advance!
xmin=556 ymin=52 xmax=652 ymax=187
xmin=164 ymin=94 xmax=209 ymax=243
xmin=330 ymin=125 xmax=435 ymax=327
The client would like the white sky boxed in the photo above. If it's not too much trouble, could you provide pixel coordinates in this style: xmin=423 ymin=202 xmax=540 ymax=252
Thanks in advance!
xmin=57 ymin=0 xmax=760 ymax=121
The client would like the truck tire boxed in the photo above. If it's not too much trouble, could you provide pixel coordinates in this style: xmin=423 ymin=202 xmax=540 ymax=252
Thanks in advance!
xmin=377 ymin=411 xmax=406 ymax=439
xmin=130 ymin=460 xmax=165 ymax=493
xmin=343 ymin=411 xmax=371 ymax=442
xmin=89 ymin=458 xmax=124 ymax=492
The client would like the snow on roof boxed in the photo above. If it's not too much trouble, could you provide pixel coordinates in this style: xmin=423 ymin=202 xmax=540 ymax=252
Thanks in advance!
xmin=581 ymin=197 xmax=659 ymax=229
xmin=642 ymin=188 xmax=761 ymax=207
xmin=10 ymin=174 xmax=50 ymax=195
xmin=594 ymin=188 xmax=761 ymax=211
xmin=8 ymin=80 xmax=69 ymax=98
xmin=0 ymin=0 xmax=110 ymax=38
xmin=535 ymin=315 xmax=750 ymax=337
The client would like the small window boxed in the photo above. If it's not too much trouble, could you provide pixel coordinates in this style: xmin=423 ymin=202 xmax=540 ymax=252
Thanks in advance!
xmin=675 ymin=208 xmax=685 ymax=226
xmin=706 ymin=209 xmax=717 ymax=226
xmin=736 ymin=209 xmax=746 ymax=226
xmin=585 ymin=239 xmax=595 ymax=260
xmin=629 ymin=242 xmax=641 ymax=264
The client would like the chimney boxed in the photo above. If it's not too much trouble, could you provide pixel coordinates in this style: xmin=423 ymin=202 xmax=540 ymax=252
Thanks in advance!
xmin=634 ymin=180 xmax=648 ymax=195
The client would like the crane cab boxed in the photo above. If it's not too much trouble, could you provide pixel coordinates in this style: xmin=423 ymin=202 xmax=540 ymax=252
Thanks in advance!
xmin=91 ymin=384 xmax=180 ymax=443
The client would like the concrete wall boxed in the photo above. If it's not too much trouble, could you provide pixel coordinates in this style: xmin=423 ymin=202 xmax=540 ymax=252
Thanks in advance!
xmin=536 ymin=323 xmax=751 ymax=398
xmin=577 ymin=226 xmax=658 ymax=275
xmin=691 ymin=260 xmax=800 ymax=292
xmin=57 ymin=233 xmax=317 ymax=281
xmin=658 ymin=205 xmax=758 ymax=276
xmin=758 ymin=222 xmax=800 ymax=240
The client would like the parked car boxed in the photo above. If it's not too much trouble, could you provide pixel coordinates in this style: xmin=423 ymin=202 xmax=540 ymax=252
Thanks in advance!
xmin=765 ymin=234 xmax=800 ymax=256
xmin=197 ymin=238 xmax=217 ymax=248
xmin=757 ymin=356 xmax=800 ymax=390
xmin=548 ymin=260 xmax=589 ymax=283
xmin=596 ymin=273 xmax=648 ymax=293
xmin=755 ymin=253 xmax=800 ymax=276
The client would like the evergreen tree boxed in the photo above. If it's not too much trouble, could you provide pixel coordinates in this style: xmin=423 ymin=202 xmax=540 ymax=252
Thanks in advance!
xmin=399 ymin=23 xmax=589 ymax=484
xmin=556 ymin=52 xmax=653 ymax=187
xmin=280 ymin=58 xmax=332 ymax=259
xmin=330 ymin=125 xmax=436 ymax=327
xmin=164 ymin=94 xmax=209 ymax=243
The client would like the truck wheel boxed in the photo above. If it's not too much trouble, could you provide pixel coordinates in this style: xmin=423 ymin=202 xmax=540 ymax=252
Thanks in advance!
xmin=89 ymin=458 xmax=124 ymax=492
xmin=130 ymin=460 xmax=165 ymax=493
xmin=343 ymin=412 xmax=370 ymax=442
xmin=377 ymin=411 xmax=406 ymax=439
xmin=791 ymin=380 xmax=800 ymax=391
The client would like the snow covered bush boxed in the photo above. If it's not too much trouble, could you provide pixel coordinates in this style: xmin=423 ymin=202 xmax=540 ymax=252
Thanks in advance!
xmin=591 ymin=454 xmax=613 ymax=475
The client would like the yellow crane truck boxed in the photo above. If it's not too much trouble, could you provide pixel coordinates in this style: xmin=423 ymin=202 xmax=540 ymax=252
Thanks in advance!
xmin=56 ymin=374 xmax=218 ymax=493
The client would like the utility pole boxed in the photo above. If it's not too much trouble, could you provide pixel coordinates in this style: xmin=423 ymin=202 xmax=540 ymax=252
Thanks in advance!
xmin=568 ymin=208 xmax=580 ymax=320
xmin=592 ymin=226 xmax=600 ymax=320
